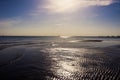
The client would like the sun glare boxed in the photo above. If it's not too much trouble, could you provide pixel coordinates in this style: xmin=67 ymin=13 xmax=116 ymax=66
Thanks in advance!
xmin=43 ymin=0 xmax=113 ymax=13
xmin=60 ymin=36 xmax=70 ymax=39
xmin=45 ymin=0 xmax=79 ymax=12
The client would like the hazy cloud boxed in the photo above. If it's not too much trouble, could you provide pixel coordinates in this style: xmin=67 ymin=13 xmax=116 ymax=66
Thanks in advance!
xmin=0 ymin=19 xmax=21 ymax=28
xmin=42 ymin=0 xmax=117 ymax=13
xmin=29 ymin=0 xmax=118 ymax=15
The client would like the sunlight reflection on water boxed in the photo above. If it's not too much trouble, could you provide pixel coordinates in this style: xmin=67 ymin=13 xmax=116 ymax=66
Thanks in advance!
xmin=46 ymin=48 xmax=87 ymax=79
xmin=0 ymin=37 xmax=120 ymax=80
xmin=60 ymin=36 xmax=71 ymax=39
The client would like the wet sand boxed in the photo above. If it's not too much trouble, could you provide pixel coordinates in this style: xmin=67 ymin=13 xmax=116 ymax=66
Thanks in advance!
xmin=0 ymin=44 xmax=120 ymax=80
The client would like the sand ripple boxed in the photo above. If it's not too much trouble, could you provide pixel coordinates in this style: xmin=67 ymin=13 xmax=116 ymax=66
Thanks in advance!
xmin=0 ymin=46 xmax=120 ymax=80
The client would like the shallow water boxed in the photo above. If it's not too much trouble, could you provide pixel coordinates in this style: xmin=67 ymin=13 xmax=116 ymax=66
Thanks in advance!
xmin=0 ymin=36 xmax=120 ymax=80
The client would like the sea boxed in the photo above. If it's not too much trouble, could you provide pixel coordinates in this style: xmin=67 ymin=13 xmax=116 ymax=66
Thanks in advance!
xmin=0 ymin=36 xmax=120 ymax=80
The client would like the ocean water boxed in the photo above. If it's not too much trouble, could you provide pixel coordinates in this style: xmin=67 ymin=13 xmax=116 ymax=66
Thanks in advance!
xmin=0 ymin=36 xmax=120 ymax=80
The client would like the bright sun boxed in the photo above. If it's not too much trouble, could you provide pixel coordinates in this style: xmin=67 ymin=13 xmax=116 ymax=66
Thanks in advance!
xmin=44 ymin=0 xmax=113 ymax=13
xmin=45 ymin=0 xmax=80 ymax=12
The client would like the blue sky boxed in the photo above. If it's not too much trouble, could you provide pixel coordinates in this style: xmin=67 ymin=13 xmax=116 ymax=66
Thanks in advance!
xmin=0 ymin=0 xmax=120 ymax=36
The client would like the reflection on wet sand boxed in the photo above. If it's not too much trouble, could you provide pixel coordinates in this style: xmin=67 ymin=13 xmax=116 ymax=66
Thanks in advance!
xmin=46 ymin=48 xmax=83 ymax=80
xmin=44 ymin=48 xmax=120 ymax=80
xmin=0 ymin=45 xmax=120 ymax=80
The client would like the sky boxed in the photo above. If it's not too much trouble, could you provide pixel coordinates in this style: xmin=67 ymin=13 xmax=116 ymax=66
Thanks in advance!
xmin=0 ymin=0 xmax=120 ymax=36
